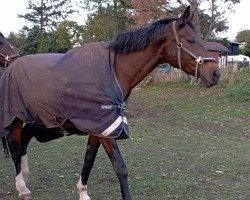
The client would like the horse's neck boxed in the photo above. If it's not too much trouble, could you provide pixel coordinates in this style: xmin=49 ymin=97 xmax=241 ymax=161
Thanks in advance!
xmin=115 ymin=45 xmax=165 ymax=98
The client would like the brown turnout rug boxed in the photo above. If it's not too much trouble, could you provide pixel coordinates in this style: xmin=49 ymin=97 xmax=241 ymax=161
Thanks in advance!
xmin=0 ymin=42 xmax=129 ymax=139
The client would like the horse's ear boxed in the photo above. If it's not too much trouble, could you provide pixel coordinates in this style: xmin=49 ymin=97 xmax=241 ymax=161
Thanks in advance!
xmin=179 ymin=5 xmax=191 ymax=25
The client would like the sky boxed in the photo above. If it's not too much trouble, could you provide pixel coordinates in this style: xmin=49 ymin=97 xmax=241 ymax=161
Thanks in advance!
xmin=0 ymin=0 xmax=250 ymax=41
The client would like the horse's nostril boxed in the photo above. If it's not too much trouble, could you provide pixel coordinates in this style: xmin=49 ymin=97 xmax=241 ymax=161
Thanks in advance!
xmin=213 ymin=70 xmax=220 ymax=78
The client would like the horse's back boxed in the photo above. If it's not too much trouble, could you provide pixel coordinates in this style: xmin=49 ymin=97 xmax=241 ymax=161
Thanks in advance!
xmin=7 ymin=53 xmax=64 ymax=72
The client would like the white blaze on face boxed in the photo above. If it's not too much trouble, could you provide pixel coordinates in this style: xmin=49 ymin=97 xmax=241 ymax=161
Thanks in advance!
xmin=76 ymin=177 xmax=91 ymax=200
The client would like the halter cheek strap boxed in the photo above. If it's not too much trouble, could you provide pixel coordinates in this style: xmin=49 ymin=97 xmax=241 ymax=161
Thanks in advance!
xmin=0 ymin=52 xmax=20 ymax=68
xmin=172 ymin=21 xmax=216 ymax=82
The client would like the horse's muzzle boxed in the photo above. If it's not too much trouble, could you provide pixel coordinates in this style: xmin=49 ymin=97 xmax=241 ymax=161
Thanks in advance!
xmin=211 ymin=68 xmax=220 ymax=86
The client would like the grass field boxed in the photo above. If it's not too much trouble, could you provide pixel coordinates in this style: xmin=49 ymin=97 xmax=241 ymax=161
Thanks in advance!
xmin=0 ymin=81 xmax=249 ymax=200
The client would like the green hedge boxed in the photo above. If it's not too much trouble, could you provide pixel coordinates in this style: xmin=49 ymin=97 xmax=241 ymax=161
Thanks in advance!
xmin=223 ymin=68 xmax=250 ymax=102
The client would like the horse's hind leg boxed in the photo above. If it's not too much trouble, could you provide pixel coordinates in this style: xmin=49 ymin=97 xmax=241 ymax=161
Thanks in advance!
xmin=77 ymin=135 xmax=100 ymax=200
xmin=100 ymin=138 xmax=132 ymax=200
xmin=8 ymin=119 xmax=33 ymax=200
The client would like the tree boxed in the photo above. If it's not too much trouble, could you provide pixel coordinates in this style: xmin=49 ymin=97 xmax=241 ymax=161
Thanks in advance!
xmin=37 ymin=20 xmax=83 ymax=53
xmin=9 ymin=19 xmax=83 ymax=55
xmin=7 ymin=32 xmax=26 ymax=50
xmin=124 ymin=0 xmax=173 ymax=27
xmin=82 ymin=1 xmax=130 ymax=42
xmin=125 ymin=0 xmax=241 ymax=41
xmin=56 ymin=20 xmax=84 ymax=47
xmin=19 ymin=26 xmax=42 ymax=55
xmin=194 ymin=0 xmax=240 ymax=41
xmin=19 ymin=0 xmax=75 ymax=33
xmin=243 ymin=39 xmax=250 ymax=57
xmin=236 ymin=29 xmax=250 ymax=42
xmin=37 ymin=32 xmax=62 ymax=53
xmin=82 ymin=0 xmax=128 ymax=10
xmin=16 ymin=1 xmax=82 ymax=54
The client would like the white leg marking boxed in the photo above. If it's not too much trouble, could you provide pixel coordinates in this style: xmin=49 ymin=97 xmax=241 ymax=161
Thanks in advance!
xmin=76 ymin=177 xmax=91 ymax=200
xmin=21 ymin=154 xmax=29 ymax=180
xmin=15 ymin=173 xmax=31 ymax=197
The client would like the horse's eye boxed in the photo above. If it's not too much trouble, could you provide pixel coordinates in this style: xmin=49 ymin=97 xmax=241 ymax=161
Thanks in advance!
xmin=0 ymin=42 xmax=3 ymax=45
xmin=187 ymin=37 xmax=195 ymax=43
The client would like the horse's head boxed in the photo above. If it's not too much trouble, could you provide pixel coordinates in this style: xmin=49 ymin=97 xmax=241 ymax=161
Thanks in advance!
xmin=163 ymin=6 xmax=220 ymax=87
xmin=0 ymin=32 xmax=19 ymax=68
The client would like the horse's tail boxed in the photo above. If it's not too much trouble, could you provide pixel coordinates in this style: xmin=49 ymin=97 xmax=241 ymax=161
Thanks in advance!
xmin=1 ymin=135 xmax=11 ymax=158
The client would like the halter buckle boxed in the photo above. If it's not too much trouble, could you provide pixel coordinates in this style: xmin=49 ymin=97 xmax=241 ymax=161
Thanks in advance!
xmin=196 ymin=56 xmax=204 ymax=65
xmin=177 ymin=43 xmax=182 ymax=48
xmin=5 ymin=55 xmax=11 ymax=62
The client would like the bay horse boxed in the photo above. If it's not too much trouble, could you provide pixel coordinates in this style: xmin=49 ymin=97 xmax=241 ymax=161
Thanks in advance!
xmin=0 ymin=32 xmax=19 ymax=68
xmin=0 ymin=6 xmax=220 ymax=200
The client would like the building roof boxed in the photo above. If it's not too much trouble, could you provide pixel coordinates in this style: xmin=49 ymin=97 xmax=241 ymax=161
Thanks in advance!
xmin=206 ymin=42 xmax=229 ymax=53
xmin=229 ymin=41 xmax=241 ymax=45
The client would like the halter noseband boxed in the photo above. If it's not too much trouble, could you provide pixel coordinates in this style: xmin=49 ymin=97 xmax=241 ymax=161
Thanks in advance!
xmin=0 ymin=52 xmax=20 ymax=68
xmin=172 ymin=21 xmax=216 ymax=82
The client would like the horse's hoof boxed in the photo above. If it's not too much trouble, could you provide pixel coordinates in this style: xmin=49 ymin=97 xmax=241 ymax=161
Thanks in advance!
xmin=79 ymin=193 xmax=91 ymax=200
xmin=79 ymin=194 xmax=91 ymax=200
xmin=19 ymin=193 xmax=32 ymax=200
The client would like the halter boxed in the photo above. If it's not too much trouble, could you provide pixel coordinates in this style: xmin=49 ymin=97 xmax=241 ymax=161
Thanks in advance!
xmin=0 ymin=52 xmax=20 ymax=68
xmin=172 ymin=21 xmax=216 ymax=82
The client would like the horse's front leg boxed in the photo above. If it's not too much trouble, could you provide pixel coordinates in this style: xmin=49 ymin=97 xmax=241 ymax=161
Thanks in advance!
xmin=100 ymin=138 xmax=132 ymax=200
xmin=8 ymin=119 xmax=33 ymax=200
xmin=77 ymin=135 xmax=101 ymax=200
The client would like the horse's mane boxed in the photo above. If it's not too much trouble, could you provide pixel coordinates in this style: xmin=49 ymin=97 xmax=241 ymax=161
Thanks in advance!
xmin=0 ymin=32 xmax=4 ymax=38
xmin=109 ymin=17 xmax=196 ymax=54
xmin=108 ymin=17 xmax=179 ymax=54
xmin=109 ymin=18 xmax=178 ymax=53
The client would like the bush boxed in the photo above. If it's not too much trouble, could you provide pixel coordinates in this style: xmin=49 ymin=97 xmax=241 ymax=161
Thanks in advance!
xmin=223 ymin=68 xmax=250 ymax=102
